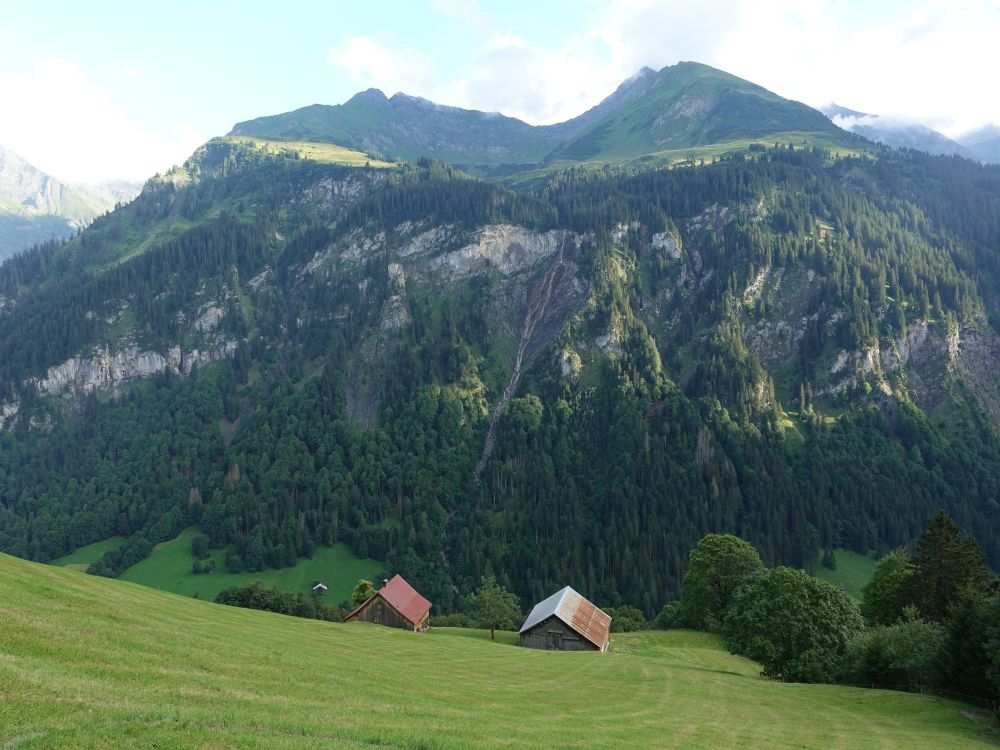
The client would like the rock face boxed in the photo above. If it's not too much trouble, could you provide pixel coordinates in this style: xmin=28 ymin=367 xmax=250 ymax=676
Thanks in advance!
xmin=298 ymin=172 xmax=387 ymax=214
xmin=423 ymin=224 xmax=576 ymax=281
xmin=34 ymin=341 xmax=237 ymax=399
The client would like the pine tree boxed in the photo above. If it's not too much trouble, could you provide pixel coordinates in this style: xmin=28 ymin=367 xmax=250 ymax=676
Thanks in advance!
xmin=911 ymin=511 xmax=992 ymax=622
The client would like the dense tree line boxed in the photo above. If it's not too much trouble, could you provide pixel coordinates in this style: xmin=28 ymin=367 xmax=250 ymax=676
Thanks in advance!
xmin=666 ymin=520 xmax=999 ymax=713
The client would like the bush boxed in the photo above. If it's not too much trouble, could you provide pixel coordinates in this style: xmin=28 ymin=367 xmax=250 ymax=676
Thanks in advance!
xmin=215 ymin=582 xmax=343 ymax=621
xmin=608 ymin=605 xmax=648 ymax=632
xmin=654 ymin=601 xmax=688 ymax=630
xmin=191 ymin=533 xmax=210 ymax=560
xmin=841 ymin=608 xmax=943 ymax=691
xmin=429 ymin=613 xmax=473 ymax=628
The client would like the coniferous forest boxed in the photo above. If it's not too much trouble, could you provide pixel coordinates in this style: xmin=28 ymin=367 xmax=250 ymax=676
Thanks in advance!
xmin=1 ymin=136 xmax=999 ymax=620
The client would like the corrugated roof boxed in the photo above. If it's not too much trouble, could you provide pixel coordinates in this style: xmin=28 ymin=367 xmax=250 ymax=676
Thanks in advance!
xmin=378 ymin=574 xmax=432 ymax=624
xmin=518 ymin=586 xmax=612 ymax=651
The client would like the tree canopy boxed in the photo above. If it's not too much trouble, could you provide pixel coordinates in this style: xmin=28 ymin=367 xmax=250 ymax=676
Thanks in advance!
xmin=723 ymin=567 xmax=864 ymax=682
xmin=680 ymin=534 xmax=763 ymax=631
xmin=467 ymin=575 xmax=522 ymax=639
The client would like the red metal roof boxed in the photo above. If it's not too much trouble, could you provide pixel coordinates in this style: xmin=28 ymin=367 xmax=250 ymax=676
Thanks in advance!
xmin=379 ymin=574 xmax=432 ymax=623
xmin=345 ymin=574 xmax=432 ymax=625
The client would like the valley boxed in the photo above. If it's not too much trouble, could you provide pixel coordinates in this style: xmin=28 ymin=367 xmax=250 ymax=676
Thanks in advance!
xmin=1 ymin=47 xmax=999 ymax=746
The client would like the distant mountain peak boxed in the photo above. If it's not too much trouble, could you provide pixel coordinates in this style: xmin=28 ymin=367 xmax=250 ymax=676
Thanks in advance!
xmin=231 ymin=61 xmax=852 ymax=169
xmin=820 ymin=103 xmax=873 ymax=119
xmin=0 ymin=143 xmax=139 ymax=261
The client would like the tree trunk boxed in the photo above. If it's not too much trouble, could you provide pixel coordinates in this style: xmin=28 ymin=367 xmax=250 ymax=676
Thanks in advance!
xmin=491 ymin=627 xmax=495 ymax=640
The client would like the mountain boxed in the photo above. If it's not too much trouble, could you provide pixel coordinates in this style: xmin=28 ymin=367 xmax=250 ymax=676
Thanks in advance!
xmin=233 ymin=62 xmax=855 ymax=172
xmin=2 ymin=65 xmax=1000 ymax=617
xmin=0 ymin=144 xmax=140 ymax=261
xmin=958 ymin=124 xmax=1000 ymax=147
xmin=957 ymin=125 xmax=1000 ymax=163
xmin=544 ymin=62 xmax=849 ymax=164
xmin=820 ymin=104 xmax=973 ymax=158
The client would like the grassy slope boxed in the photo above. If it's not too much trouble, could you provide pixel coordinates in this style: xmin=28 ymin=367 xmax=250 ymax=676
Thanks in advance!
xmin=49 ymin=537 xmax=127 ymax=572
xmin=116 ymin=527 xmax=383 ymax=603
xmin=225 ymin=135 xmax=397 ymax=167
xmin=2 ymin=554 xmax=993 ymax=749
xmin=505 ymin=133 xmax=868 ymax=187
xmin=815 ymin=548 xmax=879 ymax=599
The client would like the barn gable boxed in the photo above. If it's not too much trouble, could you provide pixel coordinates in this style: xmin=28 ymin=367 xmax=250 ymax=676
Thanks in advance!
xmin=345 ymin=575 xmax=432 ymax=631
xmin=518 ymin=586 xmax=611 ymax=652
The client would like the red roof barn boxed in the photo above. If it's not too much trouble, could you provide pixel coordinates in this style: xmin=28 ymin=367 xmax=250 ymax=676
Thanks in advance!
xmin=345 ymin=575 xmax=432 ymax=632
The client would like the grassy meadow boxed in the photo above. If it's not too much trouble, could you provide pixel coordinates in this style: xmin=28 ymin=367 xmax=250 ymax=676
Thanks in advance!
xmin=116 ymin=528 xmax=384 ymax=603
xmin=49 ymin=537 xmax=126 ymax=571
xmin=50 ymin=529 xmax=384 ymax=603
xmin=2 ymin=553 xmax=995 ymax=749
xmin=814 ymin=547 xmax=879 ymax=599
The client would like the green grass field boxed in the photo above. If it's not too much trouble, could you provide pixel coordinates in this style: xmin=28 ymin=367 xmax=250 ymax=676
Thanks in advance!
xmin=815 ymin=548 xmax=879 ymax=599
xmin=49 ymin=537 xmax=127 ymax=571
xmin=2 ymin=553 xmax=994 ymax=749
xmin=113 ymin=527 xmax=383 ymax=603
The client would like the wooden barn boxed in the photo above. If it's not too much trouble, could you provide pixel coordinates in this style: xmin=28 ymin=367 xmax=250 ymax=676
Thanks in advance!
xmin=345 ymin=574 xmax=432 ymax=632
xmin=518 ymin=586 xmax=611 ymax=652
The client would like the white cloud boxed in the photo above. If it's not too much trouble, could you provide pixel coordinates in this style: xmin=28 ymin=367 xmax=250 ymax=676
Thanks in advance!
xmin=328 ymin=36 xmax=436 ymax=97
xmin=589 ymin=0 xmax=1000 ymax=136
xmin=0 ymin=59 xmax=204 ymax=183
xmin=446 ymin=34 xmax=616 ymax=124
xmin=430 ymin=0 xmax=494 ymax=35
xmin=117 ymin=67 xmax=142 ymax=79
xmin=357 ymin=0 xmax=1000 ymax=135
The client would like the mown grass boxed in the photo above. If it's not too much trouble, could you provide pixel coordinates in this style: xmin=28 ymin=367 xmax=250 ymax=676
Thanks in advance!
xmin=815 ymin=547 xmax=879 ymax=599
xmin=1 ymin=554 xmax=993 ymax=749
xmin=115 ymin=527 xmax=384 ymax=603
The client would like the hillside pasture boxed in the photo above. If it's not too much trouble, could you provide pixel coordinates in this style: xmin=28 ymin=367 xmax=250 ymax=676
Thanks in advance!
xmin=2 ymin=554 xmax=994 ymax=749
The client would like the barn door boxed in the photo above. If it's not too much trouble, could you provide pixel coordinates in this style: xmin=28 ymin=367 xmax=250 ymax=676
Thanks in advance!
xmin=548 ymin=632 xmax=562 ymax=650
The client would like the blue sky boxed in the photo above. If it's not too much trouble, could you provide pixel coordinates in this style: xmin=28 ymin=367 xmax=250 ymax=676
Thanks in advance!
xmin=2 ymin=0 xmax=998 ymax=183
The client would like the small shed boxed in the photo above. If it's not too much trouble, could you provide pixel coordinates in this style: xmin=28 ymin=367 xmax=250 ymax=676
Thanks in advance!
xmin=518 ymin=586 xmax=611 ymax=652
xmin=345 ymin=574 xmax=432 ymax=632
xmin=311 ymin=582 xmax=328 ymax=595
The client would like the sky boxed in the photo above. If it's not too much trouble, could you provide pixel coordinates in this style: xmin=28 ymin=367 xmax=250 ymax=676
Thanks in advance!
xmin=1 ymin=0 xmax=998 ymax=184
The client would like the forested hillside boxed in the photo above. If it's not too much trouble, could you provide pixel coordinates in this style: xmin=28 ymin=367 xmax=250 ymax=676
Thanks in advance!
xmin=1 ymin=131 xmax=999 ymax=614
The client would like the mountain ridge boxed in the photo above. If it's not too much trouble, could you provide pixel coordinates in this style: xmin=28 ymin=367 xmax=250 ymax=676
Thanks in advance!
xmin=232 ymin=61 xmax=856 ymax=171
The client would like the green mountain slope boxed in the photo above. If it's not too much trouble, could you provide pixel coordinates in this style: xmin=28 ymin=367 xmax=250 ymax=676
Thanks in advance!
xmin=548 ymin=61 xmax=851 ymax=163
xmin=2 ymin=134 xmax=1000 ymax=617
xmin=0 ymin=553 xmax=990 ymax=749
xmin=230 ymin=62 xmax=857 ymax=173
xmin=232 ymin=88 xmax=561 ymax=166
xmin=0 ymin=144 xmax=138 ymax=261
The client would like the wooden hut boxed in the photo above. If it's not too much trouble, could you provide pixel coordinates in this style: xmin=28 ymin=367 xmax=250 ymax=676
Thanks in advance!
xmin=345 ymin=574 xmax=432 ymax=632
xmin=518 ymin=586 xmax=611 ymax=652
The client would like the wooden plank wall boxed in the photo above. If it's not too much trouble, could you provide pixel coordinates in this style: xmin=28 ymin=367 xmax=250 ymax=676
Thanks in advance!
xmin=519 ymin=616 xmax=597 ymax=651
